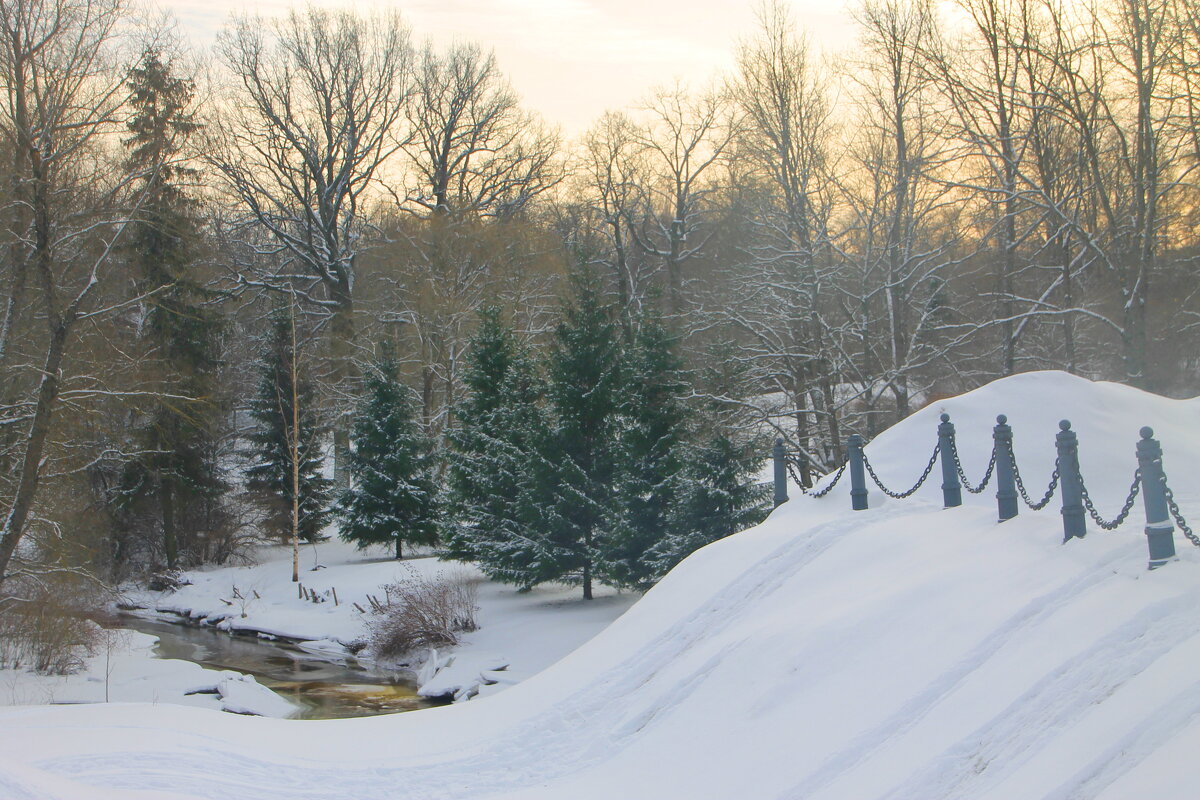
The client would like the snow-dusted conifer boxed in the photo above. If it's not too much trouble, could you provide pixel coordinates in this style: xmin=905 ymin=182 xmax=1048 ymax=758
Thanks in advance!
xmin=444 ymin=307 xmax=550 ymax=586
xmin=543 ymin=267 xmax=624 ymax=600
xmin=337 ymin=351 xmax=438 ymax=559
xmin=116 ymin=50 xmax=229 ymax=570
xmin=648 ymin=342 xmax=769 ymax=578
xmin=600 ymin=308 xmax=687 ymax=590
xmin=244 ymin=306 xmax=332 ymax=544
xmin=650 ymin=433 xmax=768 ymax=579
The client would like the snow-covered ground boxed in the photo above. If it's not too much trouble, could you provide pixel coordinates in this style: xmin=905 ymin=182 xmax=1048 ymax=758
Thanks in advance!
xmin=4 ymin=371 xmax=1200 ymax=799
xmin=1 ymin=544 xmax=636 ymax=720
xmin=121 ymin=543 xmax=638 ymax=701
xmin=1 ymin=629 xmax=297 ymax=718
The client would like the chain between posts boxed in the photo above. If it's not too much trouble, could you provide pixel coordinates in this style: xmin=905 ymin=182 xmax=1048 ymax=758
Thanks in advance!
xmin=1161 ymin=474 xmax=1200 ymax=548
xmin=951 ymin=442 xmax=997 ymax=495
xmin=1009 ymin=445 xmax=1060 ymax=510
xmin=785 ymin=456 xmax=847 ymax=499
xmin=861 ymin=443 xmax=941 ymax=499
xmin=810 ymin=462 xmax=847 ymax=498
xmin=1079 ymin=469 xmax=1142 ymax=530
xmin=778 ymin=418 xmax=1198 ymax=555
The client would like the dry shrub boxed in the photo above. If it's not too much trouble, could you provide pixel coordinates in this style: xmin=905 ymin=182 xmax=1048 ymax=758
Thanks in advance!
xmin=0 ymin=577 xmax=105 ymax=675
xmin=367 ymin=567 xmax=480 ymax=661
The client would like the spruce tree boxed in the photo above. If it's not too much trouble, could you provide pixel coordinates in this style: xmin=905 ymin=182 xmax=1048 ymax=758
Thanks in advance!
xmin=601 ymin=310 xmax=687 ymax=590
xmin=649 ymin=433 xmax=769 ymax=579
xmin=543 ymin=268 xmax=624 ymax=600
xmin=337 ymin=352 xmax=438 ymax=559
xmin=648 ymin=338 xmax=770 ymax=578
xmin=118 ymin=50 xmax=227 ymax=569
xmin=444 ymin=307 xmax=551 ymax=586
xmin=244 ymin=305 xmax=332 ymax=545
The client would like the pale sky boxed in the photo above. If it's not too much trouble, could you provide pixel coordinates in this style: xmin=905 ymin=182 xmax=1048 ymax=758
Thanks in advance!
xmin=164 ymin=0 xmax=859 ymax=138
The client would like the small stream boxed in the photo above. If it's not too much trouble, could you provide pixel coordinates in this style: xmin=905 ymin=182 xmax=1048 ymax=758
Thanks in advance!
xmin=118 ymin=616 xmax=441 ymax=719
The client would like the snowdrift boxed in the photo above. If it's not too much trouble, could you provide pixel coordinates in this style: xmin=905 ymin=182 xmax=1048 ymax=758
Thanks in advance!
xmin=3 ymin=371 xmax=1200 ymax=800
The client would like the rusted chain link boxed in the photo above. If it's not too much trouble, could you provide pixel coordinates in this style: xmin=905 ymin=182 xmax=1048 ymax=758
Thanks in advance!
xmin=1161 ymin=474 xmax=1200 ymax=548
xmin=861 ymin=443 xmax=941 ymax=499
xmin=1079 ymin=469 xmax=1141 ymax=530
xmin=952 ymin=443 xmax=996 ymax=494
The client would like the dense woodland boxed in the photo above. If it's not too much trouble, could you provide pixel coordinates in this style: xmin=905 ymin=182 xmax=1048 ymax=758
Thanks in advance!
xmin=2 ymin=0 xmax=1200 ymax=617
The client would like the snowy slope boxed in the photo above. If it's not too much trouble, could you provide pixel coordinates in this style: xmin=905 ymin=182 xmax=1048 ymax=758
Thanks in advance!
xmin=3 ymin=371 xmax=1200 ymax=800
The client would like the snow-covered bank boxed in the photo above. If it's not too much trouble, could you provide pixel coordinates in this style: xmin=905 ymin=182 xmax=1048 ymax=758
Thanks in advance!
xmin=123 ymin=542 xmax=639 ymax=701
xmin=4 ymin=371 xmax=1200 ymax=800
xmin=0 ymin=629 xmax=296 ymax=718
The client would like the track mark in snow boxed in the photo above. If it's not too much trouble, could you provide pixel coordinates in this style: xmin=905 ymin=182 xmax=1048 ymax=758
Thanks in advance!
xmin=36 ymin=516 xmax=860 ymax=800
xmin=610 ymin=642 xmax=742 ymax=738
xmin=1040 ymin=666 xmax=1200 ymax=800
xmin=877 ymin=591 xmax=1200 ymax=800
xmin=782 ymin=547 xmax=1127 ymax=800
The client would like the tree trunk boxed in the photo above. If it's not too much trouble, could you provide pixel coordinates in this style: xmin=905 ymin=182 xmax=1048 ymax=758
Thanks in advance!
xmin=816 ymin=376 xmax=842 ymax=464
xmin=791 ymin=363 xmax=811 ymax=485
xmin=583 ymin=525 xmax=593 ymax=600
xmin=1060 ymin=235 xmax=1077 ymax=374
xmin=0 ymin=321 xmax=68 ymax=583
xmin=161 ymin=472 xmax=178 ymax=570
xmin=291 ymin=297 xmax=301 ymax=584
xmin=329 ymin=284 xmax=357 ymax=490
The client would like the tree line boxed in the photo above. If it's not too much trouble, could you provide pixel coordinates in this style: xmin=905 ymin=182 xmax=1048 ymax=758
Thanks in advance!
xmin=1 ymin=0 xmax=1199 ymax=603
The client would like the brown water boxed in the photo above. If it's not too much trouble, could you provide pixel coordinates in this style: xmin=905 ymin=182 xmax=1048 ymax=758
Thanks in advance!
xmin=118 ymin=616 xmax=440 ymax=719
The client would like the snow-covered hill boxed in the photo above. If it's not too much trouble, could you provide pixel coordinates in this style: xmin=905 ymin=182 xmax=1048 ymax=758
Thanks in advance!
xmin=3 ymin=371 xmax=1199 ymax=800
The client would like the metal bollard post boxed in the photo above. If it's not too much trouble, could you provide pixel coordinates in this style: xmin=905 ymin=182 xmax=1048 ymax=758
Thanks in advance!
xmin=994 ymin=414 xmax=1018 ymax=522
xmin=938 ymin=413 xmax=962 ymax=508
xmin=773 ymin=438 xmax=789 ymax=508
xmin=1056 ymin=420 xmax=1086 ymax=542
xmin=1136 ymin=427 xmax=1176 ymax=569
xmin=848 ymin=433 xmax=868 ymax=511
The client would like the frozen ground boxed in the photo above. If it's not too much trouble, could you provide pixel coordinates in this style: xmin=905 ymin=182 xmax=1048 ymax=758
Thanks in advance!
xmin=122 ymin=542 xmax=638 ymax=701
xmin=1 ymin=541 xmax=638 ymax=716
xmin=0 ymin=628 xmax=297 ymax=718
xmin=3 ymin=371 xmax=1200 ymax=799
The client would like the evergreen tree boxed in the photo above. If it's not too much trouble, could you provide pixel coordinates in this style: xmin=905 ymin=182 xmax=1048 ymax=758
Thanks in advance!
xmin=447 ymin=295 xmax=767 ymax=597
xmin=601 ymin=309 xmax=687 ymax=590
xmin=337 ymin=352 xmax=438 ymax=559
xmin=444 ymin=307 xmax=551 ymax=586
xmin=244 ymin=305 xmax=332 ymax=545
xmin=543 ymin=267 xmax=624 ymax=600
xmin=649 ymin=433 xmax=769 ymax=579
xmin=117 ymin=50 xmax=228 ymax=569
xmin=648 ymin=338 xmax=770 ymax=578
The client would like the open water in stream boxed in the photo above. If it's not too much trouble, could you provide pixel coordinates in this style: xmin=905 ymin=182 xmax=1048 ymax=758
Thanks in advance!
xmin=117 ymin=616 xmax=441 ymax=719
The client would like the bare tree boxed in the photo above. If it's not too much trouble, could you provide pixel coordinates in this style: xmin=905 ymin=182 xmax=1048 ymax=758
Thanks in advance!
xmin=928 ymin=0 xmax=1033 ymax=375
xmin=0 ymin=0 xmax=137 ymax=583
xmin=1102 ymin=0 xmax=1184 ymax=389
xmin=1005 ymin=0 xmax=1191 ymax=388
xmin=725 ymin=1 xmax=843 ymax=470
xmin=578 ymin=110 xmax=650 ymax=316
xmin=632 ymin=82 xmax=737 ymax=315
xmin=842 ymin=0 xmax=961 ymax=418
xmin=211 ymin=8 xmax=412 ymax=483
xmin=401 ymin=42 xmax=560 ymax=219
xmin=386 ymin=42 xmax=562 ymax=427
